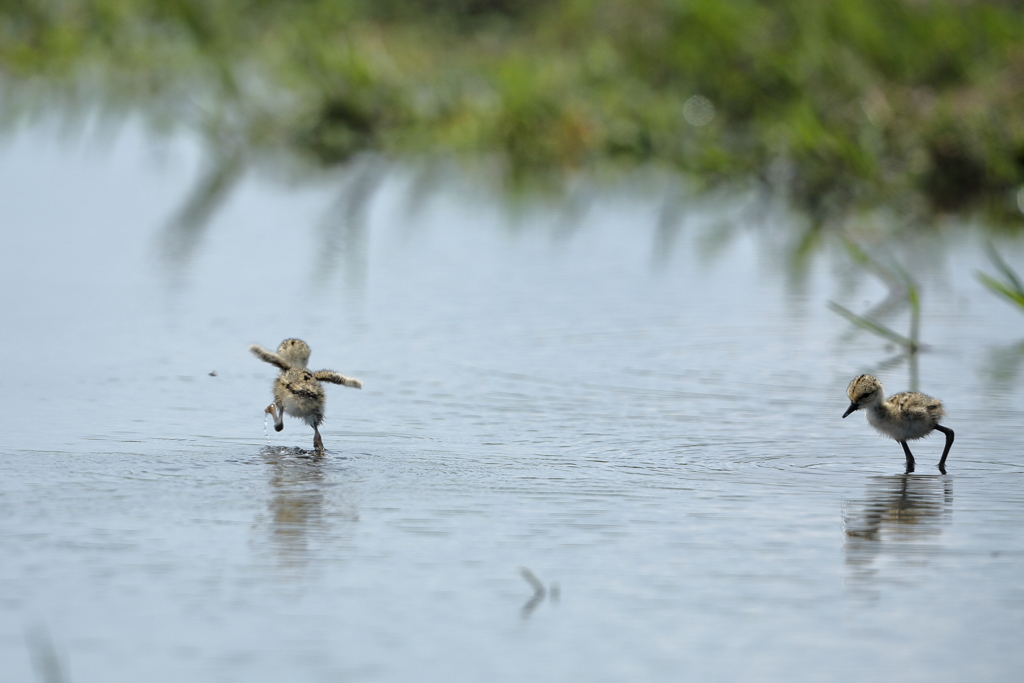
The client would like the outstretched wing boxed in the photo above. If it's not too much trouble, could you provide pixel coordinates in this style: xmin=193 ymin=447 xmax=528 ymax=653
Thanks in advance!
xmin=249 ymin=344 xmax=290 ymax=371
xmin=314 ymin=370 xmax=362 ymax=389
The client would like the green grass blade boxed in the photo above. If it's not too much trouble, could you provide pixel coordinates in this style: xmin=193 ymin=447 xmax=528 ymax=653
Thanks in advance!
xmin=907 ymin=282 xmax=920 ymax=346
xmin=842 ymin=238 xmax=900 ymax=287
xmin=985 ymin=244 xmax=1024 ymax=295
xmin=842 ymin=238 xmax=872 ymax=269
xmin=977 ymin=272 xmax=1024 ymax=310
xmin=890 ymin=260 xmax=921 ymax=346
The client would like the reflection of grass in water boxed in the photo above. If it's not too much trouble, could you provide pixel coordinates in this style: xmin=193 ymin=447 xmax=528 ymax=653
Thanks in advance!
xmin=975 ymin=245 xmax=1024 ymax=388
xmin=829 ymin=300 xmax=919 ymax=352
xmin=829 ymin=240 xmax=923 ymax=355
xmin=27 ymin=626 xmax=68 ymax=683
xmin=161 ymin=149 xmax=245 ymax=273
xmin=981 ymin=341 xmax=1024 ymax=386
xmin=977 ymin=244 xmax=1024 ymax=312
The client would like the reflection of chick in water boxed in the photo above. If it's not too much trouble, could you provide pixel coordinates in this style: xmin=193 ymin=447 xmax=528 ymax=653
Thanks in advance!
xmin=844 ymin=475 xmax=952 ymax=594
xmin=260 ymin=449 xmax=359 ymax=567
xmin=250 ymin=339 xmax=362 ymax=453
xmin=266 ymin=453 xmax=327 ymax=560
xmin=844 ymin=475 xmax=951 ymax=541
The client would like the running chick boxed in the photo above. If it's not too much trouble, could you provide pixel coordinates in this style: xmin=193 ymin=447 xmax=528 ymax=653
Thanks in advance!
xmin=250 ymin=339 xmax=362 ymax=453
xmin=842 ymin=374 xmax=954 ymax=473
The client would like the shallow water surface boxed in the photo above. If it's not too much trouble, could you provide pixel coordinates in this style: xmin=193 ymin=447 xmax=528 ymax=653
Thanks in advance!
xmin=2 ymin=128 xmax=1024 ymax=682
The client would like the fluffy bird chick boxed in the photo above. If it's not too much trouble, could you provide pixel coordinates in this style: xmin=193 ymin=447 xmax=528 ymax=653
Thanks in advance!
xmin=250 ymin=339 xmax=362 ymax=453
xmin=842 ymin=374 xmax=954 ymax=473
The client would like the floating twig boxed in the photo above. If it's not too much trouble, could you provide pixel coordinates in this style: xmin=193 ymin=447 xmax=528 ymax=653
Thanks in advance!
xmin=518 ymin=566 xmax=553 ymax=619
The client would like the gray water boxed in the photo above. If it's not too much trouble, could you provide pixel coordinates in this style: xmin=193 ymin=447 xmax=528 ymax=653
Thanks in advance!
xmin=2 ymin=125 xmax=1024 ymax=682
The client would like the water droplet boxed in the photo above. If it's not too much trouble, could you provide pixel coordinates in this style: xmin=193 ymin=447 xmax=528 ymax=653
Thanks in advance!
xmin=683 ymin=95 xmax=715 ymax=127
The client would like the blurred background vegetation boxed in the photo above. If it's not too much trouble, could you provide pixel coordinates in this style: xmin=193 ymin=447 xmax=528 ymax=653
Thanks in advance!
xmin=2 ymin=0 xmax=1024 ymax=225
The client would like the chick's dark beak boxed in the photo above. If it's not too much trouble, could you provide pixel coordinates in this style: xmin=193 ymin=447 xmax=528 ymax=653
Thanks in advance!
xmin=842 ymin=402 xmax=858 ymax=418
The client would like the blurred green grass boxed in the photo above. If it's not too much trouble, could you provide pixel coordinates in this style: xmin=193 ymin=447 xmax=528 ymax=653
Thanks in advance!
xmin=2 ymin=0 xmax=1024 ymax=222
xmin=978 ymin=243 xmax=1024 ymax=310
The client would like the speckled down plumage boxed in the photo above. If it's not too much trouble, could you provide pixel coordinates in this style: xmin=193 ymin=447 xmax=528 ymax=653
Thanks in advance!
xmin=250 ymin=338 xmax=361 ymax=452
xmin=843 ymin=374 xmax=954 ymax=472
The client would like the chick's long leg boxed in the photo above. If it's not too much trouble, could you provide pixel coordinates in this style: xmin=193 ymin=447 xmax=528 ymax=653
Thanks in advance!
xmin=935 ymin=425 xmax=954 ymax=474
xmin=900 ymin=441 xmax=916 ymax=473
xmin=313 ymin=425 xmax=325 ymax=453
xmin=265 ymin=403 xmax=284 ymax=432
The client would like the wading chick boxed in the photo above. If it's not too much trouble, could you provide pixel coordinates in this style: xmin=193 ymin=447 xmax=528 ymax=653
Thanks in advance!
xmin=250 ymin=339 xmax=362 ymax=453
xmin=842 ymin=374 xmax=954 ymax=473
